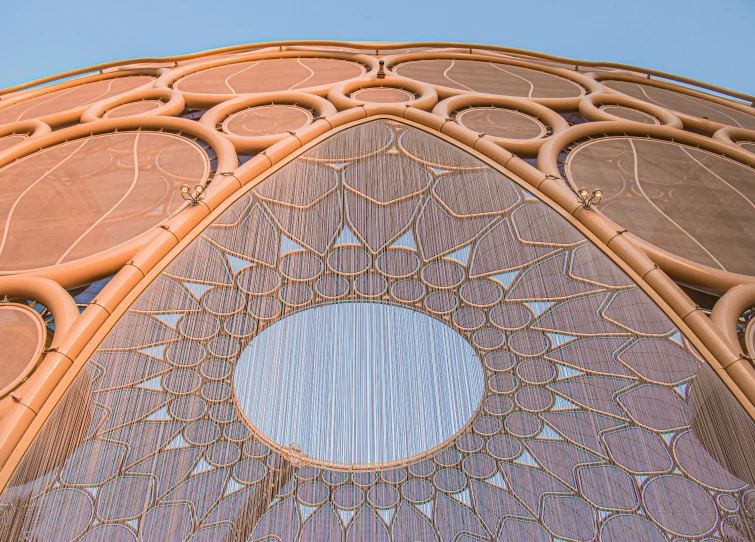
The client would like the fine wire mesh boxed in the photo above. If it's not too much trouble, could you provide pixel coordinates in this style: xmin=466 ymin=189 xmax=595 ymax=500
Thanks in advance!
xmin=394 ymin=60 xmax=583 ymax=98
xmin=597 ymin=105 xmax=659 ymax=125
xmin=565 ymin=137 xmax=755 ymax=275
xmin=0 ymin=76 xmax=155 ymax=126
xmin=0 ymin=134 xmax=28 ymax=153
xmin=603 ymin=81 xmax=755 ymax=131
xmin=0 ymin=131 xmax=210 ymax=272
xmin=223 ymin=105 xmax=313 ymax=138
xmin=456 ymin=108 xmax=546 ymax=140
xmin=103 ymin=100 xmax=164 ymax=119
xmin=0 ymin=305 xmax=45 ymax=392
xmin=1 ymin=120 xmax=754 ymax=541
xmin=350 ymin=88 xmax=415 ymax=104
xmin=174 ymin=58 xmax=366 ymax=95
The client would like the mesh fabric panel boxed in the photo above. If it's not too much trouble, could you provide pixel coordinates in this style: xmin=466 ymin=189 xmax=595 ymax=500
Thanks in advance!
xmin=103 ymin=100 xmax=163 ymax=119
xmin=351 ymin=88 xmax=415 ymax=103
xmin=2 ymin=120 xmax=753 ymax=541
xmin=175 ymin=58 xmax=365 ymax=95
xmin=456 ymin=108 xmax=546 ymax=139
xmin=598 ymin=105 xmax=658 ymax=125
xmin=395 ymin=60 xmax=582 ymax=98
xmin=0 ymin=132 xmax=209 ymax=271
xmin=604 ymin=81 xmax=755 ymax=130
xmin=223 ymin=105 xmax=312 ymax=137
xmin=0 ymin=134 xmax=28 ymax=153
xmin=566 ymin=137 xmax=755 ymax=275
xmin=0 ymin=76 xmax=154 ymax=125
xmin=0 ymin=305 xmax=44 ymax=391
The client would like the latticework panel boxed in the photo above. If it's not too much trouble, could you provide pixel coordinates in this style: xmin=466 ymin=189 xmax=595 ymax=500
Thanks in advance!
xmin=2 ymin=120 xmax=753 ymax=542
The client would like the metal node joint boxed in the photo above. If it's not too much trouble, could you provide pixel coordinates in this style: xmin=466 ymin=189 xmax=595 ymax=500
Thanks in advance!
xmin=577 ymin=187 xmax=603 ymax=209
xmin=286 ymin=441 xmax=307 ymax=468
xmin=180 ymin=184 xmax=206 ymax=206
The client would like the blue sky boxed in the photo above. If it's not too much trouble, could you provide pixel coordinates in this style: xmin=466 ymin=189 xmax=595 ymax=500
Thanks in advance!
xmin=1 ymin=0 xmax=753 ymax=95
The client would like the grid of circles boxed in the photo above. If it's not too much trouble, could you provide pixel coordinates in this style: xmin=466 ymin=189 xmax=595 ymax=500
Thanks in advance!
xmin=9 ymin=119 xmax=755 ymax=542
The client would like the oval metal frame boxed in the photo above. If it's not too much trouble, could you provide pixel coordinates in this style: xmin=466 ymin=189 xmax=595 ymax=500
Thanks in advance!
xmin=200 ymin=91 xmax=337 ymax=153
xmin=538 ymin=120 xmax=755 ymax=291
xmin=0 ymin=116 xmax=237 ymax=288
xmin=80 ymin=88 xmax=185 ymax=122
xmin=433 ymin=94 xmax=570 ymax=155
xmin=157 ymin=51 xmax=380 ymax=108
xmin=383 ymin=52 xmax=603 ymax=110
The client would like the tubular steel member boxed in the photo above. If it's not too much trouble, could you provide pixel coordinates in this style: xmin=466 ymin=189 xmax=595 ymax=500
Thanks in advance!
xmin=712 ymin=285 xmax=755 ymax=355
xmin=593 ymin=72 xmax=755 ymax=135
xmin=712 ymin=125 xmax=755 ymax=150
xmin=537 ymin=119 xmax=755 ymax=292
xmin=4 ymin=40 xmax=753 ymax=104
xmin=80 ymin=88 xmax=185 ymax=123
xmin=327 ymin=76 xmax=438 ymax=112
xmin=0 ymin=276 xmax=79 ymax=470
xmin=381 ymin=51 xmax=602 ymax=111
xmin=3 ymin=109 xmax=755 ymax=493
xmin=0 ymin=119 xmax=51 ymax=157
xmin=433 ymin=94 xmax=569 ymax=156
xmin=155 ymin=51 xmax=381 ymax=109
xmin=0 ymin=69 xmax=161 ymax=128
xmin=200 ymin=91 xmax=337 ymax=154
xmin=577 ymin=92 xmax=683 ymax=128
xmin=0 ymin=115 xmax=237 ymax=289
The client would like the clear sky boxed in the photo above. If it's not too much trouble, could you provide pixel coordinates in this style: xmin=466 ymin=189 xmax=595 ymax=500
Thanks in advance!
xmin=2 ymin=0 xmax=753 ymax=95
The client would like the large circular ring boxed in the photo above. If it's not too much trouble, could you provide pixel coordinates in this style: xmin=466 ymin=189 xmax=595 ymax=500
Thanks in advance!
xmin=578 ymin=92 xmax=682 ymax=128
xmin=327 ymin=76 xmax=438 ymax=111
xmin=433 ymin=94 xmax=569 ymax=155
xmin=200 ymin=91 xmax=337 ymax=153
xmin=80 ymin=88 xmax=185 ymax=122
xmin=0 ymin=70 xmax=159 ymax=128
xmin=156 ymin=51 xmax=380 ymax=108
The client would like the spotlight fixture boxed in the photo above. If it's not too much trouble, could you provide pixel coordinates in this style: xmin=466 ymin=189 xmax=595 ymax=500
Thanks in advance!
xmin=180 ymin=184 xmax=206 ymax=206
xmin=376 ymin=59 xmax=386 ymax=79
xmin=577 ymin=187 xmax=603 ymax=209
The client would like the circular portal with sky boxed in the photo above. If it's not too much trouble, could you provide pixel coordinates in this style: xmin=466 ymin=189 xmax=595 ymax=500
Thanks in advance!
xmin=234 ymin=302 xmax=485 ymax=467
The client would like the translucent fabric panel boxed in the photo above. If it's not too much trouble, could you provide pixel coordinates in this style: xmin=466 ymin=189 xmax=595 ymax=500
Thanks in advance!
xmin=2 ymin=120 xmax=754 ymax=541
xmin=395 ymin=60 xmax=582 ymax=98
xmin=175 ymin=58 xmax=365 ymax=95
xmin=223 ymin=105 xmax=312 ymax=137
xmin=566 ymin=137 xmax=755 ymax=275
xmin=0 ymin=304 xmax=44 ymax=391
xmin=0 ymin=132 xmax=210 ymax=271
xmin=598 ymin=105 xmax=658 ymax=125
xmin=604 ymin=81 xmax=755 ymax=130
xmin=456 ymin=108 xmax=546 ymax=140
xmin=0 ymin=76 xmax=154 ymax=125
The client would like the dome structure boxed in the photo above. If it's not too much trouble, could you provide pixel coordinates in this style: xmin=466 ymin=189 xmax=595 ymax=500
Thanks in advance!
xmin=0 ymin=41 xmax=754 ymax=542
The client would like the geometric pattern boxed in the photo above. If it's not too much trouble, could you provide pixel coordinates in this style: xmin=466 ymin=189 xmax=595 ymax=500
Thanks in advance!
xmin=3 ymin=119 xmax=753 ymax=541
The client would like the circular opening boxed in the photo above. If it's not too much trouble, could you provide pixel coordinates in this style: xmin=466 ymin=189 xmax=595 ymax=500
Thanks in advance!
xmin=234 ymin=301 xmax=484 ymax=468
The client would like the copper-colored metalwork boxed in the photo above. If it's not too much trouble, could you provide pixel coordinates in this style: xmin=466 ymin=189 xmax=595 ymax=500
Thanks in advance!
xmin=1 ymin=40 xmax=754 ymax=542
